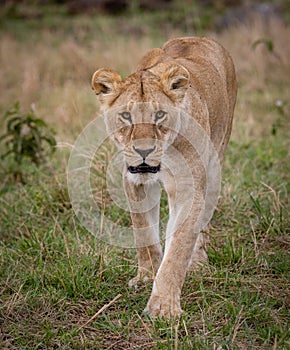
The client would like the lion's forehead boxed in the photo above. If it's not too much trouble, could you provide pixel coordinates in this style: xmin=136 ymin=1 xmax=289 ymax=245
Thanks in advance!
xmin=113 ymin=72 xmax=173 ymax=106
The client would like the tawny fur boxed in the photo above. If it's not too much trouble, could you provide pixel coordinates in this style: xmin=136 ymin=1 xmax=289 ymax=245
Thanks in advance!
xmin=92 ymin=37 xmax=237 ymax=317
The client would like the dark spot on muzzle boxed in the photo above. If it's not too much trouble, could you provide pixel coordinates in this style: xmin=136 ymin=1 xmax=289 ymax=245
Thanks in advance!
xmin=127 ymin=162 xmax=161 ymax=174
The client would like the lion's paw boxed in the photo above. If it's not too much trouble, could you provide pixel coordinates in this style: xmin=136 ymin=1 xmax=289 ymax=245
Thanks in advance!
xmin=143 ymin=294 xmax=183 ymax=318
xmin=128 ymin=274 xmax=151 ymax=289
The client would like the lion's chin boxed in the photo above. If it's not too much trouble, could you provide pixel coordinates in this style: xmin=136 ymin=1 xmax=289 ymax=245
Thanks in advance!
xmin=127 ymin=162 xmax=161 ymax=174
xmin=126 ymin=170 xmax=160 ymax=186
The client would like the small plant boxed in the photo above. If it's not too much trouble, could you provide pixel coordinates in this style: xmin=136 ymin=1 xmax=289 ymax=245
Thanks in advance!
xmin=0 ymin=102 xmax=56 ymax=181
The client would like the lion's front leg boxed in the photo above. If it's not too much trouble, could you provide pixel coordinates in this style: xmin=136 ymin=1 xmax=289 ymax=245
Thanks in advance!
xmin=124 ymin=177 xmax=163 ymax=287
xmin=144 ymin=187 xmax=205 ymax=318
xmin=144 ymin=223 xmax=198 ymax=317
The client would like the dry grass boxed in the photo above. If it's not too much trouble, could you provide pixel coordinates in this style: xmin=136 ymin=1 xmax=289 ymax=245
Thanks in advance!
xmin=1 ymin=16 xmax=289 ymax=150
xmin=215 ymin=16 xmax=290 ymax=142
xmin=1 ymin=16 xmax=289 ymax=143
xmin=0 ymin=28 xmax=157 ymax=140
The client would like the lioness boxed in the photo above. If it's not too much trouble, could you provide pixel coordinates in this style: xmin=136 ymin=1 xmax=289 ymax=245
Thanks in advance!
xmin=92 ymin=37 xmax=237 ymax=317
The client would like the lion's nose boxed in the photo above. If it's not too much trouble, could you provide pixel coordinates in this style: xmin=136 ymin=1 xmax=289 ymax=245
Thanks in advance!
xmin=133 ymin=146 xmax=156 ymax=160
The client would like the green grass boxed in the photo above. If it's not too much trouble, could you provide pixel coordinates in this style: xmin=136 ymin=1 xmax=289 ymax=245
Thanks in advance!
xmin=1 ymin=5 xmax=290 ymax=350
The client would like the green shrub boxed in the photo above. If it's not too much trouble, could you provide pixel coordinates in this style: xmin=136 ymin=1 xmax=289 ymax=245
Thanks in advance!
xmin=0 ymin=102 xmax=56 ymax=181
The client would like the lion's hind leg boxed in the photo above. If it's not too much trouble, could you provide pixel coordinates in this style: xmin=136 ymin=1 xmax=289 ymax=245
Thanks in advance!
xmin=129 ymin=244 xmax=163 ymax=288
xmin=187 ymin=231 xmax=209 ymax=271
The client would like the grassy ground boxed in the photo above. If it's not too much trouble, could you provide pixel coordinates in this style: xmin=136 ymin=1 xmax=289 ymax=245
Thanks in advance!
xmin=0 ymin=5 xmax=289 ymax=350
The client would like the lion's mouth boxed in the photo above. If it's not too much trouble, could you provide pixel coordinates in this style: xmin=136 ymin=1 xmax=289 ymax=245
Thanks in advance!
xmin=127 ymin=162 xmax=161 ymax=174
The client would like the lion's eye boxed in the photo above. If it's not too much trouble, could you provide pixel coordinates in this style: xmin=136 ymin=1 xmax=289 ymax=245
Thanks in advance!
xmin=119 ymin=111 xmax=132 ymax=123
xmin=155 ymin=110 xmax=167 ymax=122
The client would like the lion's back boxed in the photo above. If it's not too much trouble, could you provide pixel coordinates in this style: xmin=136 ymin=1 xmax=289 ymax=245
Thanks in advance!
xmin=162 ymin=37 xmax=237 ymax=159
xmin=163 ymin=36 xmax=237 ymax=113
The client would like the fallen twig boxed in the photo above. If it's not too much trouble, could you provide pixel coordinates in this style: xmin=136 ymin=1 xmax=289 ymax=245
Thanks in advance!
xmin=78 ymin=294 xmax=122 ymax=331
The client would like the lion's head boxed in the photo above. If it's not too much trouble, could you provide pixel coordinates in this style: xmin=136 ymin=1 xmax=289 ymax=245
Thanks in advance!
xmin=92 ymin=63 xmax=190 ymax=184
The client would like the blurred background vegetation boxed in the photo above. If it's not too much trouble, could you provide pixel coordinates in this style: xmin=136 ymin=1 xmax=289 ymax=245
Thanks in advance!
xmin=0 ymin=0 xmax=289 ymax=138
xmin=1 ymin=0 xmax=290 ymax=41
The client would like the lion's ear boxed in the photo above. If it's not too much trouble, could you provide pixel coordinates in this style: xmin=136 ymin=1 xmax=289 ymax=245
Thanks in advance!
xmin=161 ymin=65 xmax=190 ymax=101
xmin=91 ymin=68 xmax=122 ymax=109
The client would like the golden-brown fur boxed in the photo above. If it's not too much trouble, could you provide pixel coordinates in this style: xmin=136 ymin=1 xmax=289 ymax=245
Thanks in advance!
xmin=92 ymin=37 xmax=237 ymax=317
